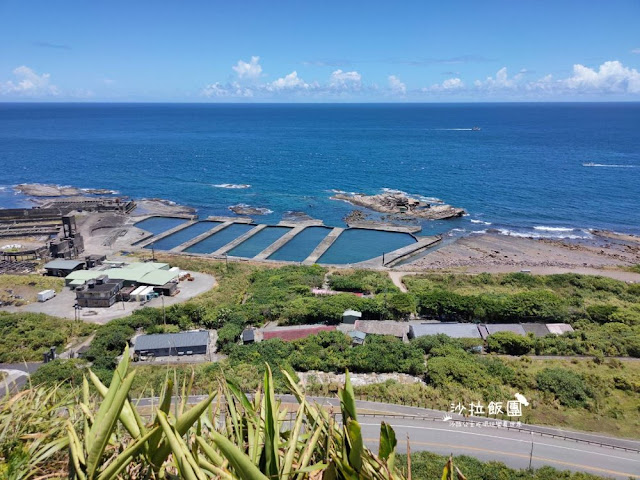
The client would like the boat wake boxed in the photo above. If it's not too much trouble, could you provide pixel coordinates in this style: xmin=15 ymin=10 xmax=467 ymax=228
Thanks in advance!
xmin=582 ymin=163 xmax=637 ymax=168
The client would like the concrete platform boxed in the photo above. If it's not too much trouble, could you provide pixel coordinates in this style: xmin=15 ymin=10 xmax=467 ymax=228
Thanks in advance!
xmin=345 ymin=221 xmax=422 ymax=234
xmin=254 ymin=226 xmax=306 ymax=260
xmin=206 ymin=216 xmax=253 ymax=223
xmin=383 ymin=236 xmax=441 ymax=266
xmin=212 ymin=224 xmax=266 ymax=255
xmin=302 ymin=227 xmax=344 ymax=265
xmin=353 ymin=236 xmax=442 ymax=268
xmin=135 ymin=220 xmax=198 ymax=248
xmin=170 ymin=222 xmax=232 ymax=253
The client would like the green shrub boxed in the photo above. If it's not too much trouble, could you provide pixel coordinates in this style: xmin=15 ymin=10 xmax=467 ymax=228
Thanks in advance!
xmin=29 ymin=359 xmax=87 ymax=387
xmin=487 ymin=331 xmax=533 ymax=355
xmin=536 ymin=368 xmax=592 ymax=407
xmin=328 ymin=270 xmax=398 ymax=294
xmin=586 ymin=304 xmax=619 ymax=324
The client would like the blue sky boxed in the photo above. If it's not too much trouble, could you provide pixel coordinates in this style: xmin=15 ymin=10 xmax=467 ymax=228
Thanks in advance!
xmin=1 ymin=0 xmax=639 ymax=102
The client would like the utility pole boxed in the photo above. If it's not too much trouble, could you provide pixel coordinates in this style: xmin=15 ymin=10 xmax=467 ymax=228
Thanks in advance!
xmin=161 ymin=293 xmax=166 ymax=326
xmin=528 ymin=441 xmax=534 ymax=471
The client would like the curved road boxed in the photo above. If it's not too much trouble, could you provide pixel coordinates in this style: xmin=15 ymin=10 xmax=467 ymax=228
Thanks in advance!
xmin=135 ymin=394 xmax=640 ymax=479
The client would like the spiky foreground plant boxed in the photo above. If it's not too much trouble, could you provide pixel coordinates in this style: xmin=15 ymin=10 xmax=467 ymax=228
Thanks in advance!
xmin=1 ymin=348 xmax=462 ymax=479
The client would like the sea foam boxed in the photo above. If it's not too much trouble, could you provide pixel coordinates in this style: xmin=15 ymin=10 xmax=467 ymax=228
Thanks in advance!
xmin=213 ymin=183 xmax=251 ymax=189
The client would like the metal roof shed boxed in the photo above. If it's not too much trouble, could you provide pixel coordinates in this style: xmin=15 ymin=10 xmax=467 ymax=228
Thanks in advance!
xmin=134 ymin=331 xmax=209 ymax=357
xmin=409 ymin=323 xmax=482 ymax=339
xmin=482 ymin=324 xmax=527 ymax=339
xmin=546 ymin=323 xmax=574 ymax=335
xmin=65 ymin=270 xmax=100 ymax=286
xmin=342 ymin=309 xmax=362 ymax=324
xmin=44 ymin=259 xmax=85 ymax=270
xmin=522 ymin=323 xmax=550 ymax=337
xmin=141 ymin=270 xmax=179 ymax=286
xmin=348 ymin=330 xmax=367 ymax=345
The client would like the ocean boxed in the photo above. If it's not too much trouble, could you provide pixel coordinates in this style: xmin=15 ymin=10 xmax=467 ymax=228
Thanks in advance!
xmin=0 ymin=103 xmax=639 ymax=237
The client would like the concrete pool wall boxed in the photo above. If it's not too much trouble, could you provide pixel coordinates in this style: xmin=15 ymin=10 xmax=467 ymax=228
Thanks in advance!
xmin=133 ymin=217 xmax=440 ymax=266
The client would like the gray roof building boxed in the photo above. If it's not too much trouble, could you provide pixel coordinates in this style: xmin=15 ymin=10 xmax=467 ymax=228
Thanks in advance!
xmin=409 ymin=323 xmax=481 ymax=339
xmin=134 ymin=331 xmax=209 ymax=357
xmin=479 ymin=324 xmax=527 ymax=339
xmin=354 ymin=320 xmax=410 ymax=341
xmin=522 ymin=323 xmax=550 ymax=337
xmin=44 ymin=259 xmax=85 ymax=277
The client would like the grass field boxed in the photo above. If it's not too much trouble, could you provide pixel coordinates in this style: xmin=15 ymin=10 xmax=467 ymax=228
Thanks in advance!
xmin=0 ymin=274 xmax=64 ymax=306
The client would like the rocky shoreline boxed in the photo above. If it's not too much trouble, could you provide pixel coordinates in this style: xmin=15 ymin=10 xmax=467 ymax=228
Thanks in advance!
xmin=399 ymin=232 xmax=640 ymax=275
xmin=332 ymin=191 xmax=465 ymax=220
xmin=15 ymin=184 xmax=117 ymax=197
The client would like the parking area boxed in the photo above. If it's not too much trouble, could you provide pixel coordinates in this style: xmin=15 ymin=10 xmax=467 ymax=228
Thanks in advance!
xmin=4 ymin=271 xmax=216 ymax=324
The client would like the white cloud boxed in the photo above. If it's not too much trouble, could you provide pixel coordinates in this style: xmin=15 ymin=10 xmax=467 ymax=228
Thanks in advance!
xmin=232 ymin=56 xmax=262 ymax=79
xmin=423 ymin=77 xmax=465 ymax=93
xmin=442 ymin=78 xmax=464 ymax=89
xmin=329 ymin=69 xmax=362 ymax=91
xmin=1 ymin=66 xmax=59 ymax=96
xmin=201 ymin=81 xmax=253 ymax=98
xmin=563 ymin=60 xmax=640 ymax=94
xmin=267 ymin=71 xmax=313 ymax=91
xmin=388 ymin=75 xmax=406 ymax=95
xmin=631 ymin=48 xmax=640 ymax=54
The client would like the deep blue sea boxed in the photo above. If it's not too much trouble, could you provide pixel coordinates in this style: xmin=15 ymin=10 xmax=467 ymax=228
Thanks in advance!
xmin=1 ymin=103 xmax=639 ymax=237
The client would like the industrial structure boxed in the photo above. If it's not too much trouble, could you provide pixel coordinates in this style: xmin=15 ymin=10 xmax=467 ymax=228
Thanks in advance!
xmin=133 ymin=331 xmax=209 ymax=358
xmin=75 ymin=276 xmax=124 ymax=308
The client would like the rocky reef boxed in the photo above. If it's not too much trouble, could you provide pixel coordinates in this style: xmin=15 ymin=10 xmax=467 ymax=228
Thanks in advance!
xmin=15 ymin=184 xmax=117 ymax=197
xmin=228 ymin=204 xmax=273 ymax=215
xmin=332 ymin=192 xmax=465 ymax=220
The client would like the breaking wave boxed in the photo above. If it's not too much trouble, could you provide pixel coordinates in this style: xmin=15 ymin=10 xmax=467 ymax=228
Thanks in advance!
xmin=213 ymin=183 xmax=251 ymax=189
xmin=533 ymin=226 xmax=574 ymax=232
xmin=471 ymin=219 xmax=492 ymax=225
xmin=496 ymin=227 xmax=592 ymax=240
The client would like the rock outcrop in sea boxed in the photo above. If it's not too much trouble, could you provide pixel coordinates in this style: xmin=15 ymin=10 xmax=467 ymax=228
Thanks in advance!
xmin=332 ymin=191 xmax=465 ymax=220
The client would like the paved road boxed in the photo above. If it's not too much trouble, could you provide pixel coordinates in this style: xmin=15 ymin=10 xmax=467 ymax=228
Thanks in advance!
xmin=0 ymin=362 xmax=41 ymax=395
xmin=136 ymin=394 xmax=640 ymax=479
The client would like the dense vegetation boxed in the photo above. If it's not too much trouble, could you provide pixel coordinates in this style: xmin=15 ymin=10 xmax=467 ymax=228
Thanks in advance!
xmin=400 ymin=451 xmax=614 ymax=480
xmin=0 ymin=353 xmax=417 ymax=480
xmin=0 ymin=352 xmax=623 ymax=480
xmin=0 ymin=311 xmax=95 ymax=362
xmin=228 ymin=331 xmax=425 ymax=376
xmin=404 ymin=272 xmax=640 ymax=325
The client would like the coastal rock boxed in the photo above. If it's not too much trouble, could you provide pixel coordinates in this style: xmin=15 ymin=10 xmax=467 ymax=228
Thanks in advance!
xmin=229 ymin=204 xmax=273 ymax=216
xmin=135 ymin=198 xmax=196 ymax=215
xmin=14 ymin=184 xmax=117 ymax=197
xmin=343 ymin=210 xmax=369 ymax=223
xmin=15 ymin=184 xmax=82 ymax=197
xmin=332 ymin=192 xmax=465 ymax=220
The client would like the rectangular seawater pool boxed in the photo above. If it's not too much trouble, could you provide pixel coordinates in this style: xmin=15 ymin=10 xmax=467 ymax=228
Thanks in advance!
xmin=184 ymin=223 xmax=255 ymax=254
xmin=227 ymin=226 xmax=291 ymax=258
xmin=144 ymin=221 xmax=220 ymax=251
xmin=134 ymin=217 xmax=187 ymax=235
xmin=317 ymin=229 xmax=416 ymax=264
xmin=267 ymin=226 xmax=332 ymax=262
